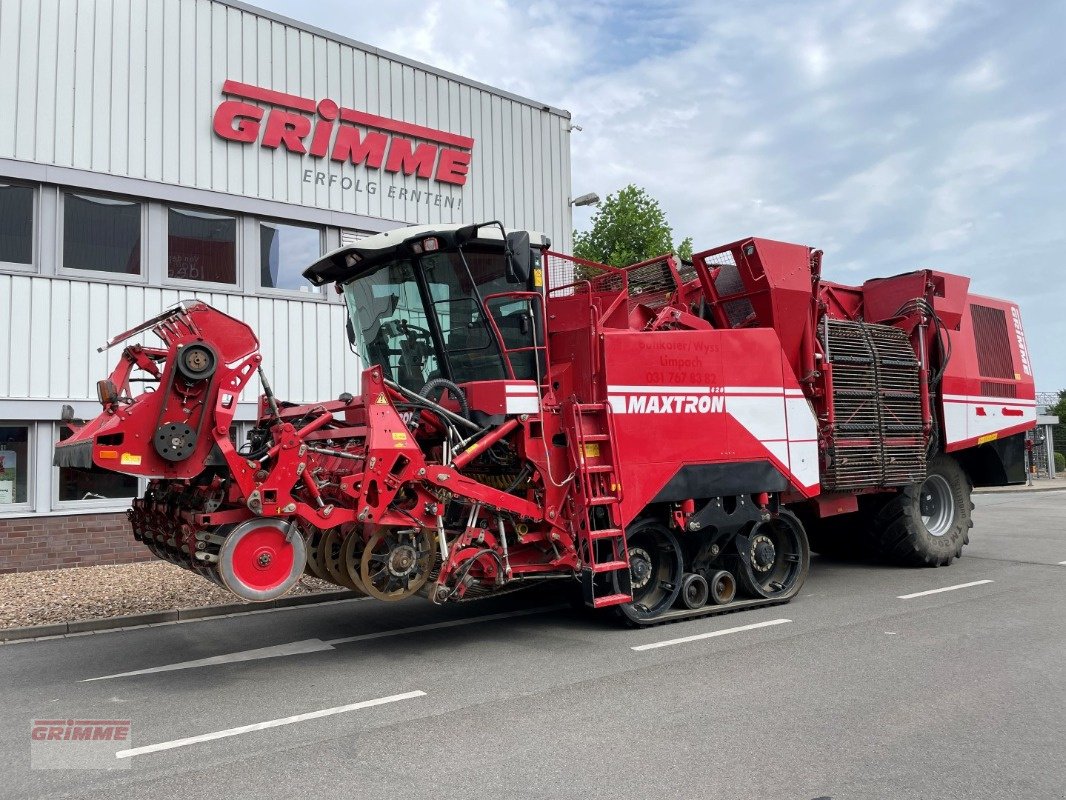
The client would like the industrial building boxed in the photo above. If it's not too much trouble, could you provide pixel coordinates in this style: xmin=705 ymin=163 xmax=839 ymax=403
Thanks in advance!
xmin=0 ymin=0 xmax=573 ymax=571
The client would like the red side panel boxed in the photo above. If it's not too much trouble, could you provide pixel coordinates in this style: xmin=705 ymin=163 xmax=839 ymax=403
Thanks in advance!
xmin=601 ymin=328 xmax=819 ymax=527
xmin=940 ymin=295 xmax=1036 ymax=450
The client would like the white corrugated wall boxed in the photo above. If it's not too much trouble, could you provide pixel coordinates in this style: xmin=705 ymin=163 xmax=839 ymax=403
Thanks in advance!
xmin=0 ymin=273 xmax=359 ymax=405
xmin=0 ymin=0 xmax=572 ymax=251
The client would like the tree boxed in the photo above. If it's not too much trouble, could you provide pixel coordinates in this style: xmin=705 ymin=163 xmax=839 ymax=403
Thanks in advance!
xmin=573 ymin=185 xmax=691 ymax=267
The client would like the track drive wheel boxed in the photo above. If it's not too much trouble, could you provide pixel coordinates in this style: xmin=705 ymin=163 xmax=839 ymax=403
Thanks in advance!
xmin=614 ymin=518 xmax=683 ymax=624
xmin=871 ymin=455 xmax=974 ymax=567
xmin=735 ymin=510 xmax=809 ymax=601
xmin=359 ymin=529 xmax=434 ymax=601
xmin=217 ymin=519 xmax=306 ymax=602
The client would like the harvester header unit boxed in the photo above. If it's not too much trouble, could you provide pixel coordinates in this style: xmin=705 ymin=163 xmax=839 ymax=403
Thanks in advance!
xmin=55 ymin=222 xmax=1036 ymax=624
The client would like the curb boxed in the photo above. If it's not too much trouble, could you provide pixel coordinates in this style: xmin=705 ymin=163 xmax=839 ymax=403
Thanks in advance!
xmin=0 ymin=589 xmax=359 ymax=643
xmin=974 ymin=485 xmax=1065 ymax=495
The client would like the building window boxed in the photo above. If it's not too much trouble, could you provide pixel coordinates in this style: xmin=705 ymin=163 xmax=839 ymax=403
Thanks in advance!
xmin=0 ymin=182 xmax=34 ymax=266
xmin=260 ymin=221 xmax=323 ymax=291
xmin=62 ymin=192 xmax=142 ymax=275
xmin=168 ymin=208 xmax=237 ymax=284
xmin=55 ymin=427 xmax=138 ymax=504
xmin=0 ymin=424 xmax=31 ymax=506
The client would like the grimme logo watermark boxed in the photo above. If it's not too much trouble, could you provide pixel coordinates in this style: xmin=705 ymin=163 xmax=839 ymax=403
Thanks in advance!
xmin=30 ymin=718 xmax=132 ymax=770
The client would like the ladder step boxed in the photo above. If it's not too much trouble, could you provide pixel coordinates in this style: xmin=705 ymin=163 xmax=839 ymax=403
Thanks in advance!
xmin=583 ymin=465 xmax=614 ymax=473
xmin=587 ymin=496 xmax=621 ymax=506
xmin=591 ymin=593 xmax=632 ymax=609
xmin=589 ymin=528 xmax=625 ymax=541
xmin=592 ymin=560 xmax=630 ymax=573
xmin=579 ymin=433 xmax=610 ymax=441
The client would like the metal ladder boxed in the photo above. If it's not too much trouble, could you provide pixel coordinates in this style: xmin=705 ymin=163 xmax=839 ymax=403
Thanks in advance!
xmin=569 ymin=402 xmax=632 ymax=608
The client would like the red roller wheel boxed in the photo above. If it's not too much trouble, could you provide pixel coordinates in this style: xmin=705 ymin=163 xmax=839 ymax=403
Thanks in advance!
xmin=218 ymin=519 xmax=306 ymax=602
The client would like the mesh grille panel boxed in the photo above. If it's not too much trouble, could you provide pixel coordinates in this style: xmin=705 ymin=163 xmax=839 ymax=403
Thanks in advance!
xmin=713 ymin=260 xmax=745 ymax=296
xmin=626 ymin=259 xmax=677 ymax=308
xmin=822 ymin=319 xmax=926 ymax=490
xmin=970 ymin=304 xmax=1014 ymax=379
xmin=980 ymin=380 xmax=1018 ymax=398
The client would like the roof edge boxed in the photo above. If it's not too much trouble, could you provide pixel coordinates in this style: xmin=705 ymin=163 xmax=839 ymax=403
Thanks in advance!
xmin=217 ymin=0 xmax=572 ymax=120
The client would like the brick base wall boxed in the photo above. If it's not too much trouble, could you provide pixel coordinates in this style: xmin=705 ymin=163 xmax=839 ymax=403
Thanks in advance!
xmin=0 ymin=513 xmax=150 ymax=574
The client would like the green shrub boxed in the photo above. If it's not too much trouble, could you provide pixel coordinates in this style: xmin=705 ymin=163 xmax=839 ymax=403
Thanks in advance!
xmin=1055 ymin=451 xmax=1065 ymax=474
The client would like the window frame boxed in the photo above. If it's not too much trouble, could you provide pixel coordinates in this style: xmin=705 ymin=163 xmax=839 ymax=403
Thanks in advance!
xmin=0 ymin=422 xmax=35 ymax=514
xmin=164 ymin=204 xmax=243 ymax=290
xmin=254 ymin=217 xmax=327 ymax=299
xmin=51 ymin=423 xmax=143 ymax=511
xmin=0 ymin=180 xmax=38 ymax=274
xmin=56 ymin=188 xmax=148 ymax=283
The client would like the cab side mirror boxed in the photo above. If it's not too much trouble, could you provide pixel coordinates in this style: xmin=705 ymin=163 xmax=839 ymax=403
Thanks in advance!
xmin=506 ymin=230 xmax=531 ymax=284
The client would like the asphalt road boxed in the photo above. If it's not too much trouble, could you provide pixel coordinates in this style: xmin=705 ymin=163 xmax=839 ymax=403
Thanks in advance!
xmin=1 ymin=491 xmax=1064 ymax=800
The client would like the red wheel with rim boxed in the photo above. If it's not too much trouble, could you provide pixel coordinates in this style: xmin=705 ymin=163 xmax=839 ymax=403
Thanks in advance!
xmin=218 ymin=519 xmax=306 ymax=602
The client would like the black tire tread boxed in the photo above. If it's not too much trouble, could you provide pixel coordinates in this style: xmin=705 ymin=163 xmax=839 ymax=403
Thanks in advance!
xmin=871 ymin=455 xmax=973 ymax=567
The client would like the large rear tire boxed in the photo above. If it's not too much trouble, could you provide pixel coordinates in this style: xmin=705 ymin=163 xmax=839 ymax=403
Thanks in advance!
xmin=871 ymin=455 xmax=973 ymax=567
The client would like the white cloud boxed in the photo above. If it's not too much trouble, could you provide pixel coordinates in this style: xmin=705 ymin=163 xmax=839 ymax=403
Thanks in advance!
xmin=953 ymin=55 xmax=1005 ymax=93
xmin=255 ymin=0 xmax=1066 ymax=388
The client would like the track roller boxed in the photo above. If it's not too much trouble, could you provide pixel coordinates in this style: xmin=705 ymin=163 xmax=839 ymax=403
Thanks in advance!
xmin=708 ymin=570 xmax=736 ymax=604
xmin=679 ymin=573 xmax=709 ymax=609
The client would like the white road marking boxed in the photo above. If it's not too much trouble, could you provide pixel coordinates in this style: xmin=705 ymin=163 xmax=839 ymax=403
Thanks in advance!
xmin=1059 ymin=561 xmax=1066 ymax=566
xmin=325 ymin=604 xmax=568 ymax=645
xmin=115 ymin=690 xmax=425 ymax=759
xmin=631 ymin=618 xmax=792 ymax=651
xmin=82 ymin=639 xmax=336 ymax=682
xmin=83 ymin=605 xmax=567 ymax=681
xmin=897 ymin=579 xmax=994 ymax=600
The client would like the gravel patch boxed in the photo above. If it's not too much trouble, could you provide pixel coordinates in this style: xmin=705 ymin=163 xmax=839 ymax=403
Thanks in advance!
xmin=0 ymin=562 xmax=336 ymax=629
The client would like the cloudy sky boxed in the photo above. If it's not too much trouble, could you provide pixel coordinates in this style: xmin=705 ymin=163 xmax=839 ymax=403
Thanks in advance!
xmin=257 ymin=0 xmax=1065 ymax=391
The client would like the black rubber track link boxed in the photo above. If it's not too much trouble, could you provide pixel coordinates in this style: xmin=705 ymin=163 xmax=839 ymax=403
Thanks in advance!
xmin=871 ymin=454 xmax=975 ymax=567
xmin=615 ymin=595 xmax=792 ymax=628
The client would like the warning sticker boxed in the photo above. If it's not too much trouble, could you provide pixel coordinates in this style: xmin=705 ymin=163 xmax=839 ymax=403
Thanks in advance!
xmin=533 ymin=268 xmax=543 ymax=287
xmin=120 ymin=453 xmax=142 ymax=466
xmin=583 ymin=443 xmax=601 ymax=458
xmin=375 ymin=393 xmax=389 ymax=405
xmin=392 ymin=431 xmax=407 ymax=441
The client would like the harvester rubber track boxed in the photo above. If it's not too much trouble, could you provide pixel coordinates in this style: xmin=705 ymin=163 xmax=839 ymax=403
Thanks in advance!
xmin=619 ymin=596 xmax=791 ymax=628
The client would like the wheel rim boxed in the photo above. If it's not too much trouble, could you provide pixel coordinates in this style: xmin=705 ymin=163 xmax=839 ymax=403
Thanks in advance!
xmin=359 ymin=529 xmax=434 ymax=601
xmin=919 ymin=474 xmax=955 ymax=537
xmin=322 ymin=529 xmax=359 ymax=590
xmin=218 ymin=519 xmax=306 ymax=601
xmin=615 ymin=523 xmax=682 ymax=621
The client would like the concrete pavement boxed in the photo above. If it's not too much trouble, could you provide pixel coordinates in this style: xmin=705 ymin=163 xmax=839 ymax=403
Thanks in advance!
xmin=1 ymin=490 xmax=1064 ymax=800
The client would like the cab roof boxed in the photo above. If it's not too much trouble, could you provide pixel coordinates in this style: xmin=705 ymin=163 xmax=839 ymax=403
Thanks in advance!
xmin=302 ymin=222 xmax=549 ymax=286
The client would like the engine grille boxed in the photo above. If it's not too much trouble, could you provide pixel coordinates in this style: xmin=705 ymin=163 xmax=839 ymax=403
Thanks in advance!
xmin=822 ymin=319 xmax=926 ymax=491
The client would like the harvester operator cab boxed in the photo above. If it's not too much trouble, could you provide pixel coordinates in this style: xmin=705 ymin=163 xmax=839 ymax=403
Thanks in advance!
xmin=303 ymin=222 xmax=549 ymax=395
